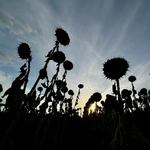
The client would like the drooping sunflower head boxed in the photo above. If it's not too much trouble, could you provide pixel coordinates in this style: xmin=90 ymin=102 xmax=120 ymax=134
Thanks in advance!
xmin=52 ymin=51 xmax=66 ymax=64
xmin=121 ymin=89 xmax=131 ymax=99
xmin=37 ymin=86 xmax=43 ymax=92
xmin=63 ymin=60 xmax=73 ymax=70
xmin=128 ymin=75 xmax=136 ymax=82
xmin=55 ymin=28 xmax=70 ymax=46
xmin=39 ymin=68 xmax=47 ymax=80
xmin=68 ymin=89 xmax=74 ymax=96
xmin=91 ymin=92 xmax=102 ymax=102
xmin=139 ymin=88 xmax=147 ymax=96
xmin=17 ymin=42 xmax=31 ymax=59
xmin=103 ymin=57 xmax=129 ymax=80
xmin=78 ymin=84 xmax=84 ymax=89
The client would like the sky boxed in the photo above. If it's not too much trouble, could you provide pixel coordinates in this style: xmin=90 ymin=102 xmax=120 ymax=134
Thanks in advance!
xmin=0 ymin=0 xmax=150 ymax=111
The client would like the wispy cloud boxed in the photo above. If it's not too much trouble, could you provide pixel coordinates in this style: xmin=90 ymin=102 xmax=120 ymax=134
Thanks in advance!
xmin=0 ymin=7 xmax=33 ymax=36
xmin=0 ymin=47 xmax=22 ymax=66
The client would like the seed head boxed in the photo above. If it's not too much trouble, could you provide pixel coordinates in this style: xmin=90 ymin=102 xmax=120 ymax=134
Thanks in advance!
xmin=55 ymin=28 xmax=70 ymax=46
xmin=91 ymin=92 xmax=102 ymax=102
xmin=103 ymin=57 xmax=129 ymax=80
xmin=39 ymin=68 xmax=47 ymax=80
xmin=121 ymin=89 xmax=131 ymax=99
xmin=17 ymin=43 xmax=31 ymax=59
xmin=37 ymin=86 xmax=43 ymax=92
xmin=78 ymin=84 xmax=84 ymax=89
xmin=53 ymin=51 xmax=66 ymax=64
xmin=63 ymin=60 xmax=73 ymax=70
xmin=139 ymin=88 xmax=147 ymax=95
xmin=128 ymin=75 xmax=136 ymax=82
xmin=68 ymin=89 xmax=74 ymax=96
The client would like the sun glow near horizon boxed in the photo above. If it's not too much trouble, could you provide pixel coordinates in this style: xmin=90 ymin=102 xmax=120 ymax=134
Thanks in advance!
xmin=89 ymin=103 xmax=96 ymax=113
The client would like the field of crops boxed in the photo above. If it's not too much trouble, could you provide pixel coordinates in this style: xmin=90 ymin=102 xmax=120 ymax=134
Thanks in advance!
xmin=0 ymin=28 xmax=150 ymax=150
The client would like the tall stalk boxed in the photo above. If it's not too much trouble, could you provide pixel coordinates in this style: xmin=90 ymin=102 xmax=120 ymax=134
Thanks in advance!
xmin=23 ymin=56 xmax=31 ymax=94
xmin=29 ymin=43 xmax=59 ymax=96
xmin=116 ymin=78 xmax=125 ymax=147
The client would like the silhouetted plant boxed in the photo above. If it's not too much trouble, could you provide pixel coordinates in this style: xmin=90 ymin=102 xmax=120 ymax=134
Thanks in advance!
xmin=1 ymin=27 xmax=150 ymax=150
xmin=102 ymin=57 xmax=129 ymax=149
xmin=121 ymin=89 xmax=133 ymax=112
xmin=74 ymin=84 xmax=84 ymax=108
xmin=137 ymin=88 xmax=150 ymax=111
xmin=83 ymin=92 xmax=102 ymax=116
xmin=53 ymin=51 xmax=66 ymax=64
xmin=103 ymin=57 xmax=129 ymax=80
xmin=29 ymin=28 xmax=70 ymax=96
xmin=62 ymin=60 xmax=73 ymax=83
xmin=104 ymin=94 xmax=118 ymax=121
xmin=55 ymin=28 xmax=70 ymax=46
xmin=112 ymin=82 xmax=118 ymax=96
xmin=128 ymin=75 xmax=137 ymax=99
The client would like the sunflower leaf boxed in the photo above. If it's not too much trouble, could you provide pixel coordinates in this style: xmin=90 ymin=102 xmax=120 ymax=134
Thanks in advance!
xmin=41 ymin=83 xmax=47 ymax=88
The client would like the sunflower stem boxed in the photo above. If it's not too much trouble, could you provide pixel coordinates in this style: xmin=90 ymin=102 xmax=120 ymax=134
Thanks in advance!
xmin=45 ymin=63 xmax=60 ymax=102
xmin=116 ymin=79 xmax=122 ymax=111
xmin=74 ymin=88 xmax=80 ymax=109
xmin=116 ymin=78 xmax=125 ymax=147
xmin=29 ymin=43 xmax=59 ymax=96
xmin=23 ymin=57 xmax=31 ymax=94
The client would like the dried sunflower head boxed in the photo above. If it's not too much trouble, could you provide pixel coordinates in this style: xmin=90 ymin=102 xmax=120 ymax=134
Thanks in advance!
xmin=121 ymin=89 xmax=131 ymax=99
xmin=39 ymin=68 xmax=47 ymax=80
xmin=55 ymin=28 xmax=70 ymax=46
xmin=91 ymin=92 xmax=102 ymax=102
xmin=37 ymin=86 xmax=43 ymax=92
xmin=68 ymin=89 xmax=74 ymax=96
xmin=78 ymin=84 xmax=84 ymax=89
xmin=63 ymin=60 xmax=73 ymax=70
xmin=52 ymin=51 xmax=66 ymax=64
xmin=17 ymin=43 xmax=31 ymax=59
xmin=103 ymin=57 xmax=129 ymax=80
xmin=139 ymin=88 xmax=147 ymax=95
xmin=128 ymin=75 xmax=136 ymax=82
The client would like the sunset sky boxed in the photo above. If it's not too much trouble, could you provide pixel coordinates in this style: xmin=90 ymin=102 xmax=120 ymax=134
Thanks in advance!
xmin=0 ymin=0 xmax=150 ymax=110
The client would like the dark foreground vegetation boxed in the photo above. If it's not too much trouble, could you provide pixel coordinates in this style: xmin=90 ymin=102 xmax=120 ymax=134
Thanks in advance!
xmin=0 ymin=28 xmax=150 ymax=150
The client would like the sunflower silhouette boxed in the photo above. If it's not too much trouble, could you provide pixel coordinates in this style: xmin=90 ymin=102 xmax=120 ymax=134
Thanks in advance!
xmin=128 ymin=75 xmax=136 ymax=82
xmin=55 ymin=28 xmax=70 ymax=46
xmin=17 ymin=43 xmax=31 ymax=59
xmin=103 ymin=57 xmax=129 ymax=80
xmin=63 ymin=60 xmax=73 ymax=70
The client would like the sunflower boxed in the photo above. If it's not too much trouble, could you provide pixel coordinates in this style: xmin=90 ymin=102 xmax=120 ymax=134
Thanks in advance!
xmin=68 ymin=89 xmax=74 ymax=96
xmin=91 ymin=92 xmax=102 ymax=102
xmin=103 ymin=57 xmax=129 ymax=80
xmin=78 ymin=84 xmax=84 ymax=89
xmin=52 ymin=51 xmax=66 ymax=64
xmin=17 ymin=43 xmax=31 ymax=59
xmin=121 ymin=89 xmax=131 ymax=99
xmin=39 ymin=68 xmax=47 ymax=80
xmin=128 ymin=75 xmax=136 ymax=82
xmin=63 ymin=60 xmax=73 ymax=70
xmin=55 ymin=28 xmax=70 ymax=46
xmin=37 ymin=86 xmax=43 ymax=92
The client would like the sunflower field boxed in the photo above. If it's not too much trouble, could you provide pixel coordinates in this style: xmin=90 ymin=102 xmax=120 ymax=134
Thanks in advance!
xmin=0 ymin=28 xmax=150 ymax=150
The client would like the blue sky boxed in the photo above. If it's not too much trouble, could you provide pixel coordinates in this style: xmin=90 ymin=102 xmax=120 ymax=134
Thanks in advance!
xmin=0 ymin=0 xmax=150 ymax=109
